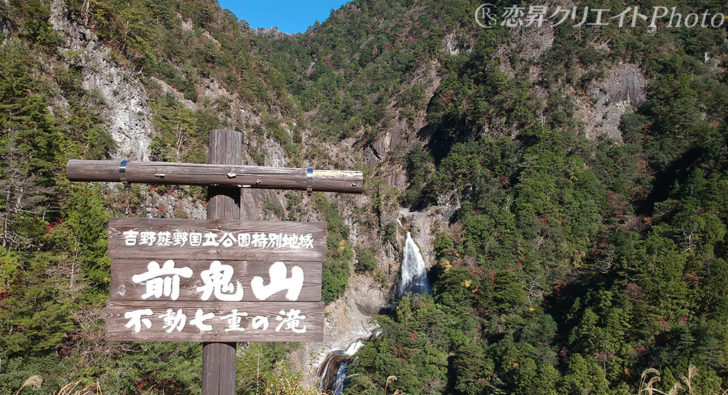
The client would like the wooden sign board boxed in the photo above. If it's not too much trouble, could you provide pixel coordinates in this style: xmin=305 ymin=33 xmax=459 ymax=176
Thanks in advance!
xmin=108 ymin=218 xmax=326 ymax=261
xmin=106 ymin=301 xmax=324 ymax=342
xmin=106 ymin=218 xmax=326 ymax=342
xmin=110 ymin=259 xmax=322 ymax=302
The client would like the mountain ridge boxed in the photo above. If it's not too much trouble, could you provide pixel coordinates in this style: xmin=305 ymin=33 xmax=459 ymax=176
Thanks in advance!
xmin=0 ymin=0 xmax=727 ymax=393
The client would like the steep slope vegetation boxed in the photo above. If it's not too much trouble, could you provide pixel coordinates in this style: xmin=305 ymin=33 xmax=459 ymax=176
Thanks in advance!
xmin=1 ymin=0 xmax=728 ymax=393
xmin=0 ymin=0 xmax=338 ymax=392
xmin=258 ymin=0 xmax=728 ymax=393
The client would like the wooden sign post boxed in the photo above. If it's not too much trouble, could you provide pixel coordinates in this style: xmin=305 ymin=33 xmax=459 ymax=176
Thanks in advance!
xmin=67 ymin=129 xmax=363 ymax=394
xmin=206 ymin=129 xmax=246 ymax=395
xmin=106 ymin=218 xmax=327 ymax=339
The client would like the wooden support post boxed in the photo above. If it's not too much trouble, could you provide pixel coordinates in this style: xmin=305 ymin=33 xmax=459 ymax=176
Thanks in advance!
xmin=203 ymin=129 xmax=242 ymax=395
xmin=67 ymin=128 xmax=361 ymax=392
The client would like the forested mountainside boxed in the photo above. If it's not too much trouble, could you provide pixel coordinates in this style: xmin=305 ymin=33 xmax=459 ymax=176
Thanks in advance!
xmin=1 ymin=0 xmax=728 ymax=393
xmin=261 ymin=1 xmax=728 ymax=393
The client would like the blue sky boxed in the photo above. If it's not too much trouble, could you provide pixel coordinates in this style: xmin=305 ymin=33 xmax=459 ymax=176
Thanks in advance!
xmin=218 ymin=0 xmax=351 ymax=34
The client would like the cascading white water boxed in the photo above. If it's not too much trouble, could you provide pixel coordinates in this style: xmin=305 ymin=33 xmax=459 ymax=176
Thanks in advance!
xmin=331 ymin=362 xmax=348 ymax=395
xmin=399 ymin=232 xmax=432 ymax=297
xmin=321 ymin=231 xmax=431 ymax=394
xmin=329 ymin=340 xmax=364 ymax=395
xmin=320 ymin=339 xmax=365 ymax=393
xmin=342 ymin=339 xmax=365 ymax=356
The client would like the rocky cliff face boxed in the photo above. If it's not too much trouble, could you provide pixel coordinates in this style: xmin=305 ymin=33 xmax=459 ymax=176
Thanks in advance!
xmin=575 ymin=63 xmax=647 ymax=142
xmin=49 ymin=0 xmax=153 ymax=161
xmin=2 ymin=0 xmax=723 ymax=392
xmin=46 ymin=0 xmax=649 ymax=384
xmin=45 ymin=1 xmax=388 ymax=379
xmin=46 ymin=3 xmax=649 ymax=379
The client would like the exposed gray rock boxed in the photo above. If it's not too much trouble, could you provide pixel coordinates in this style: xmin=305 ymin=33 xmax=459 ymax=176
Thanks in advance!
xmin=443 ymin=31 xmax=472 ymax=56
xmin=301 ymin=286 xmax=381 ymax=385
xmin=705 ymin=52 xmax=721 ymax=67
xmin=139 ymin=188 xmax=206 ymax=220
xmin=373 ymin=61 xmax=440 ymax=163
xmin=498 ymin=24 xmax=554 ymax=77
xmin=149 ymin=77 xmax=197 ymax=110
xmin=201 ymin=30 xmax=219 ymax=45
xmin=398 ymin=191 xmax=460 ymax=266
xmin=179 ymin=15 xmax=193 ymax=31
xmin=253 ymin=27 xmax=289 ymax=38
xmin=49 ymin=0 xmax=153 ymax=160
xmin=263 ymin=137 xmax=287 ymax=167
xmin=201 ymin=77 xmax=230 ymax=103
xmin=576 ymin=63 xmax=647 ymax=141
xmin=364 ymin=146 xmax=380 ymax=167
xmin=517 ymin=25 xmax=555 ymax=61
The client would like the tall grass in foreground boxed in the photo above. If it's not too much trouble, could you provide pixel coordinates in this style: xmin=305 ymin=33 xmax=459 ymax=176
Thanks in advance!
xmin=639 ymin=364 xmax=728 ymax=395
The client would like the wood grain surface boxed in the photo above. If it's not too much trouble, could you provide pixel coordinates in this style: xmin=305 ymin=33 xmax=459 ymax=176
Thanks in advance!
xmin=66 ymin=159 xmax=363 ymax=193
xmin=108 ymin=218 xmax=326 ymax=261
xmin=204 ymin=129 xmax=242 ymax=395
xmin=106 ymin=301 xmax=324 ymax=342
xmin=109 ymin=259 xmax=322 ymax=302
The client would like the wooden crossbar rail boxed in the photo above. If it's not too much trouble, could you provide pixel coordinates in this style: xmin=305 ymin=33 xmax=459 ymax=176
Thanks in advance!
xmin=66 ymin=160 xmax=363 ymax=193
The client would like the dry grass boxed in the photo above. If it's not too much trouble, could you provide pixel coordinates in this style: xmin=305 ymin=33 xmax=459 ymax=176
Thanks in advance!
xmin=55 ymin=380 xmax=102 ymax=395
xmin=263 ymin=374 xmax=322 ymax=395
xmin=13 ymin=376 xmax=102 ymax=395
xmin=638 ymin=364 xmax=728 ymax=395
xmin=14 ymin=376 xmax=42 ymax=395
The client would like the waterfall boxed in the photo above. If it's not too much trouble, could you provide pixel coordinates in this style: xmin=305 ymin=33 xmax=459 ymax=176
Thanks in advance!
xmin=331 ymin=340 xmax=363 ymax=395
xmin=399 ymin=232 xmax=432 ymax=297
xmin=320 ymin=231 xmax=431 ymax=394
xmin=331 ymin=362 xmax=348 ymax=395
xmin=320 ymin=340 xmax=365 ymax=393
xmin=343 ymin=339 xmax=365 ymax=356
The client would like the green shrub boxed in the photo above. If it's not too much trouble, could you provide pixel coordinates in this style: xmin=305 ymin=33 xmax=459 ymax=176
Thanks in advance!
xmin=355 ymin=246 xmax=377 ymax=273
